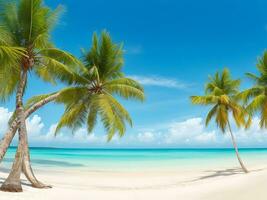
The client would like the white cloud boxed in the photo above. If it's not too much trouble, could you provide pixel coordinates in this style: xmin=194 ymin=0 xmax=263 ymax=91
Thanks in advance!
xmin=0 ymin=108 xmax=106 ymax=147
xmin=28 ymin=124 xmax=106 ymax=147
xmin=137 ymin=132 xmax=155 ymax=143
xmin=26 ymin=115 xmax=44 ymax=136
xmin=161 ymin=118 xmax=217 ymax=146
xmin=1 ymin=106 xmax=267 ymax=148
xmin=229 ymin=117 xmax=267 ymax=146
xmin=129 ymin=75 xmax=188 ymax=89
xmin=0 ymin=107 xmax=12 ymax=133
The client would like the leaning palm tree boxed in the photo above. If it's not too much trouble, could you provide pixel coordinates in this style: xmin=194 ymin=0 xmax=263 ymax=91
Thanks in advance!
xmin=238 ymin=51 xmax=267 ymax=128
xmin=191 ymin=68 xmax=249 ymax=173
xmin=28 ymin=31 xmax=145 ymax=141
xmin=0 ymin=0 xmax=82 ymax=192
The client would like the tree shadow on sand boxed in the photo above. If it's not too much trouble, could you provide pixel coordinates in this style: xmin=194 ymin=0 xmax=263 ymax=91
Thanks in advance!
xmin=188 ymin=167 xmax=265 ymax=183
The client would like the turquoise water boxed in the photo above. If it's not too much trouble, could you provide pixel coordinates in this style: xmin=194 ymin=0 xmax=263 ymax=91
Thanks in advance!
xmin=2 ymin=148 xmax=267 ymax=171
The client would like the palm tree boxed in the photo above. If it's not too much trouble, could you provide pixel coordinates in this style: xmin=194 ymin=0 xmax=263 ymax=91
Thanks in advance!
xmin=28 ymin=31 xmax=145 ymax=141
xmin=191 ymin=68 xmax=249 ymax=173
xmin=0 ymin=31 xmax=144 ymax=191
xmin=0 ymin=0 xmax=81 ymax=192
xmin=238 ymin=51 xmax=267 ymax=128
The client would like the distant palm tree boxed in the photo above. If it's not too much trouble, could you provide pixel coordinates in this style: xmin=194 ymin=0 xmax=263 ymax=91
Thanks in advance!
xmin=0 ymin=0 xmax=81 ymax=192
xmin=191 ymin=69 xmax=249 ymax=173
xmin=238 ymin=51 xmax=267 ymax=128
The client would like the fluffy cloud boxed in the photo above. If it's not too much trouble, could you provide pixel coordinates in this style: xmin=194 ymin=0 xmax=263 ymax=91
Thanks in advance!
xmin=131 ymin=118 xmax=218 ymax=147
xmin=0 ymin=107 xmax=106 ymax=147
xmin=1 ymin=106 xmax=267 ymax=148
xmin=0 ymin=107 xmax=12 ymax=133
xmin=28 ymin=123 xmax=107 ymax=147
xmin=129 ymin=75 xmax=188 ymax=89
xmin=137 ymin=132 xmax=155 ymax=143
xmin=130 ymin=117 xmax=267 ymax=148
xmin=163 ymin=118 xmax=217 ymax=145
xmin=26 ymin=115 xmax=45 ymax=136
xmin=231 ymin=117 xmax=267 ymax=146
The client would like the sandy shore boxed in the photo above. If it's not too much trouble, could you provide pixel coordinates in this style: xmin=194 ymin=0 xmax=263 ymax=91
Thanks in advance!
xmin=0 ymin=165 xmax=267 ymax=200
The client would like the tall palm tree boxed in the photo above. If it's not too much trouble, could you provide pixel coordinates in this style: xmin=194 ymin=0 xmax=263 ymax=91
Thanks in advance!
xmin=238 ymin=51 xmax=267 ymax=128
xmin=191 ymin=68 xmax=249 ymax=173
xmin=0 ymin=0 xmax=81 ymax=192
xmin=0 ymin=31 xmax=144 ymax=191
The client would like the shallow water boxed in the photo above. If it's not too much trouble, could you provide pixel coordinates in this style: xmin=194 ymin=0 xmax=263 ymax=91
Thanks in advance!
xmin=2 ymin=148 xmax=267 ymax=171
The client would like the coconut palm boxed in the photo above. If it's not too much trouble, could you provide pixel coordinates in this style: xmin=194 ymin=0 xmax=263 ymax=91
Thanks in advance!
xmin=238 ymin=51 xmax=267 ymax=128
xmin=0 ymin=0 xmax=82 ymax=192
xmin=0 ymin=31 xmax=144 ymax=191
xmin=191 ymin=68 xmax=249 ymax=173
xmin=28 ymin=31 xmax=145 ymax=141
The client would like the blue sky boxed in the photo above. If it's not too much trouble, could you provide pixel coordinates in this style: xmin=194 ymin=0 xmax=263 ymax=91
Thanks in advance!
xmin=1 ymin=0 xmax=267 ymax=148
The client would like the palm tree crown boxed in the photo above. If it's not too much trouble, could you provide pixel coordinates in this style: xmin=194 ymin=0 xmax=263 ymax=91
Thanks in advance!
xmin=0 ymin=0 xmax=81 ymax=101
xmin=27 ymin=31 xmax=145 ymax=141
xmin=191 ymin=68 xmax=246 ymax=132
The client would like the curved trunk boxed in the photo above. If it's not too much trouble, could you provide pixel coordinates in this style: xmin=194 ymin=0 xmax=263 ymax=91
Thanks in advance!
xmin=0 ymin=93 xmax=59 ymax=189
xmin=0 ymin=71 xmax=27 ymax=192
xmin=0 ymin=93 xmax=59 ymax=163
xmin=0 ymin=119 xmax=19 ymax=161
xmin=227 ymin=121 xmax=249 ymax=173
xmin=22 ymin=135 xmax=52 ymax=188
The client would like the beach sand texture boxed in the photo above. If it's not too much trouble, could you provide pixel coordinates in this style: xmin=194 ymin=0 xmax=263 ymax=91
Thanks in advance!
xmin=0 ymin=165 xmax=266 ymax=200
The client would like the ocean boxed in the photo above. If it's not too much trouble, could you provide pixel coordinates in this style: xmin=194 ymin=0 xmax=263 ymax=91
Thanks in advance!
xmin=2 ymin=148 xmax=267 ymax=171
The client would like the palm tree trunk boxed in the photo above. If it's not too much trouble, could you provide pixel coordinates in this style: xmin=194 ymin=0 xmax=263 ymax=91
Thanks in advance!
xmin=0 ymin=71 xmax=28 ymax=192
xmin=22 ymin=135 xmax=51 ymax=188
xmin=0 ymin=93 xmax=59 ymax=190
xmin=0 ymin=127 xmax=25 ymax=192
xmin=0 ymin=93 xmax=59 ymax=163
xmin=227 ymin=120 xmax=249 ymax=173
xmin=0 ymin=119 xmax=19 ymax=161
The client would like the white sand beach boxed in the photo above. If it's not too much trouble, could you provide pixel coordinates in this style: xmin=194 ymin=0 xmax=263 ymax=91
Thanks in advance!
xmin=1 ymin=164 xmax=267 ymax=200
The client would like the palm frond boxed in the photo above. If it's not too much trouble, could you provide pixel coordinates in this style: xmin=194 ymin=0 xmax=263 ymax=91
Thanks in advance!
xmin=55 ymin=86 xmax=88 ymax=105
xmin=105 ymin=79 xmax=145 ymax=101
xmin=237 ymin=87 xmax=264 ymax=104
xmin=38 ymin=48 xmax=83 ymax=69
xmin=87 ymin=105 xmax=98 ymax=133
xmin=191 ymin=95 xmax=218 ymax=105
xmin=205 ymin=105 xmax=218 ymax=126
xmin=0 ymin=62 xmax=20 ymax=102
xmin=216 ymin=105 xmax=228 ymax=133
xmin=35 ymin=55 xmax=75 ymax=84
xmin=246 ymin=72 xmax=260 ymax=83
xmin=55 ymin=103 xmax=87 ymax=134
xmin=104 ymin=93 xmax=133 ymax=126
xmin=260 ymin=100 xmax=267 ymax=128
xmin=246 ymin=94 xmax=266 ymax=114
